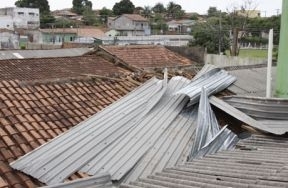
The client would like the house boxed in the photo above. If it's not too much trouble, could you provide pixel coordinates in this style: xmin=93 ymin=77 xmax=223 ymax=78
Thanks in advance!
xmin=107 ymin=14 xmax=150 ymax=36
xmin=0 ymin=7 xmax=40 ymax=29
xmin=167 ymin=19 xmax=196 ymax=34
xmin=40 ymin=28 xmax=105 ymax=44
xmin=52 ymin=9 xmax=78 ymax=19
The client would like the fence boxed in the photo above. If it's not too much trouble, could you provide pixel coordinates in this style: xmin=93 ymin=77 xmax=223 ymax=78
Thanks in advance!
xmin=205 ymin=54 xmax=267 ymax=68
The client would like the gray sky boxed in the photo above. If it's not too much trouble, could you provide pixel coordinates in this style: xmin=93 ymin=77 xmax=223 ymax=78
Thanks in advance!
xmin=1 ymin=0 xmax=282 ymax=16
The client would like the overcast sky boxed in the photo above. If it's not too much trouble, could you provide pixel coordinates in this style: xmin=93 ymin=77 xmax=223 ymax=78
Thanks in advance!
xmin=1 ymin=0 xmax=282 ymax=16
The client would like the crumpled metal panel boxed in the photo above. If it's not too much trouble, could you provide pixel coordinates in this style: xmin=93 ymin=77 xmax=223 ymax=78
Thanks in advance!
xmin=223 ymin=96 xmax=288 ymax=120
xmin=10 ymin=66 xmax=237 ymax=186
xmin=189 ymin=88 xmax=220 ymax=158
xmin=189 ymin=88 xmax=238 ymax=160
xmin=124 ymin=107 xmax=198 ymax=183
xmin=42 ymin=173 xmax=112 ymax=188
xmin=175 ymin=67 xmax=236 ymax=105
xmin=210 ymin=96 xmax=287 ymax=135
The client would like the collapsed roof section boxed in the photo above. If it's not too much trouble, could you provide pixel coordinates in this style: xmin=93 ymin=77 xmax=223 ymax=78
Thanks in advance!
xmin=10 ymin=66 xmax=237 ymax=186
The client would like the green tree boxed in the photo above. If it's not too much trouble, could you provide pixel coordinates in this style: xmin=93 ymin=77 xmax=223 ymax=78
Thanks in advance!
xmin=99 ymin=7 xmax=113 ymax=24
xmin=15 ymin=0 xmax=50 ymax=14
xmin=166 ymin=1 xmax=184 ymax=19
xmin=82 ymin=8 xmax=97 ymax=25
xmin=152 ymin=3 xmax=166 ymax=14
xmin=143 ymin=6 xmax=152 ymax=18
xmin=190 ymin=19 xmax=230 ymax=54
xmin=72 ymin=0 xmax=93 ymax=15
xmin=207 ymin=7 xmax=221 ymax=17
xmin=112 ymin=0 xmax=135 ymax=15
xmin=15 ymin=0 xmax=55 ymax=28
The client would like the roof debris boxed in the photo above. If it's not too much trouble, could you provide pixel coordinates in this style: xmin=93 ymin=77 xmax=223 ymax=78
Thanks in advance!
xmin=10 ymin=66 xmax=236 ymax=185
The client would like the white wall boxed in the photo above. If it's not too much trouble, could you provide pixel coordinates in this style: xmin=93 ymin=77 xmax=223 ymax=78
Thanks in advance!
xmin=0 ymin=7 xmax=40 ymax=29
xmin=205 ymin=54 xmax=266 ymax=67
xmin=0 ymin=16 xmax=13 ymax=29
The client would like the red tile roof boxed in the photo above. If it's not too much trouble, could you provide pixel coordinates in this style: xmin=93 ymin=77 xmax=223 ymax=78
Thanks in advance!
xmin=0 ymin=55 xmax=131 ymax=81
xmin=122 ymin=14 xmax=148 ymax=22
xmin=0 ymin=78 xmax=140 ymax=187
xmin=101 ymin=45 xmax=195 ymax=70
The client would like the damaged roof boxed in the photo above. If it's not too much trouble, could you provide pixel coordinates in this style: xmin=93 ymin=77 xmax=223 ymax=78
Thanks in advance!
xmin=0 ymin=78 xmax=140 ymax=187
xmin=122 ymin=134 xmax=288 ymax=188
xmin=10 ymin=67 xmax=236 ymax=186
xmin=100 ymin=45 xmax=195 ymax=70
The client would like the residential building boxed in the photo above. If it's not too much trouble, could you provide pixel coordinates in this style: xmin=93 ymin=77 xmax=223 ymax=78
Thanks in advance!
xmin=167 ymin=19 xmax=196 ymax=34
xmin=0 ymin=7 xmax=40 ymax=29
xmin=40 ymin=28 xmax=105 ymax=44
xmin=107 ymin=14 xmax=151 ymax=36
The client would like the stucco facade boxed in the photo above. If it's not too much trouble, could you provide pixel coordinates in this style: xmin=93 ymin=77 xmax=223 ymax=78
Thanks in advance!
xmin=0 ymin=7 xmax=40 ymax=29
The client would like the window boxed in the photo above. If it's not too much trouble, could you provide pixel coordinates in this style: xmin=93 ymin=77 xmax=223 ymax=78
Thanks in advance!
xmin=18 ymin=12 xmax=24 ymax=15
xmin=29 ymin=12 xmax=35 ymax=16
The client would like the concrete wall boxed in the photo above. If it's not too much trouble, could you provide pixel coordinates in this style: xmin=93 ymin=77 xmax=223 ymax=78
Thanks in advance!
xmin=205 ymin=54 xmax=266 ymax=68
xmin=166 ymin=46 xmax=205 ymax=64
xmin=26 ymin=42 xmax=62 ymax=50
xmin=0 ymin=16 xmax=13 ymax=29
xmin=0 ymin=7 xmax=40 ymax=29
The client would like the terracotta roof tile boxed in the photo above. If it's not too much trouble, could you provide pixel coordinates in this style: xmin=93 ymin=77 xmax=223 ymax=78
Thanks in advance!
xmin=0 ymin=77 xmax=140 ymax=187
xmin=102 ymin=45 xmax=195 ymax=69
xmin=0 ymin=55 xmax=131 ymax=82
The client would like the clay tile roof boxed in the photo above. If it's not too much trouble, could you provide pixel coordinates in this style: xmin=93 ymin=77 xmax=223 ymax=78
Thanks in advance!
xmin=101 ymin=45 xmax=195 ymax=70
xmin=0 ymin=55 xmax=131 ymax=81
xmin=77 ymin=28 xmax=105 ymax=38
xmin=122 ymin=14 xmax=148 ymax=21
xmin=0 ymin=78 xmax=140 ymax=187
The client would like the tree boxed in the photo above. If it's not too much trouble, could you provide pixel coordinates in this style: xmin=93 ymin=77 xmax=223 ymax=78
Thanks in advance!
xmin=189 ymin=19 xmax=230 ymax=54
xmin=166 ymin=1 xmax=185 ymax=19
xmin=99 ymin=7 xmax=113 ymax=24
xmin=112 ymin=0 xmax=135 ymax=15
xmin=82 ymin=8 xmax=97 ymax=25
xmin=143 ymin=6 xmax=152 ymax=18
xmin=152 ymin=3 xmax=166 ymax=14
xmin=72 ymin=0 xmax=93 ymax=15
xmin=15 ymin=0 xmax=55 ymax=28
xmin=207 ymin=7 xmax=221 ymax=17
xmin=15 ymin=0 xmax=50 ymax=14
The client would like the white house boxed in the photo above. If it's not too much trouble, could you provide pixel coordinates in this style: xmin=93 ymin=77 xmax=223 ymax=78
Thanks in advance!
xmin=0 ymin=7 xmax=40 ymax=29
xmin=107 ymin=14 xmax=150 ymax=36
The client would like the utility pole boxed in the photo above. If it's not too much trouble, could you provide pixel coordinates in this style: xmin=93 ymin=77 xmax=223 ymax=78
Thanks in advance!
xmin=276 ymin=0 xmax=288 ymax=98
xmin=231 ymin=28 xmax=239 ymax=56
xmin=218 ymin=11 xmax=222 ymax=55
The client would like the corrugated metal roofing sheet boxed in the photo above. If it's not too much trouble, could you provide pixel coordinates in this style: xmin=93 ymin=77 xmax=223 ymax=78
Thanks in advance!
xmin=221 ymin=96 xmax=288 ymax=135
xmin=175 ymin=68 xmax=236 ymax=105
xmin=0 ymin=48 xmax=91 ymax=60
xmin=122 ymin=134 xmax=288 ymax=188
xmin=42 ymin=173 xmax=112 ymax=188
xmin=10 ymin=66 xmax=236 ymax=186
xmin=223 ymin=96 xmax=288 ymax=120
